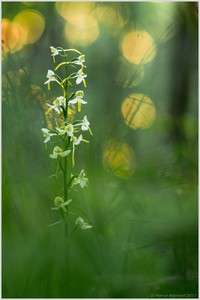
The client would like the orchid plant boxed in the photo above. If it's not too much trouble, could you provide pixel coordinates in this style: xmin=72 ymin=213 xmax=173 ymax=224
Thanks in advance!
xmin=42 ymin=46 xmax=93 ymax=232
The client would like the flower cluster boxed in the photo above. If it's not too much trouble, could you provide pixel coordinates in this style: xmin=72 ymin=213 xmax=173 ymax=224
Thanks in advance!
xmin=42 ymin=46 xmax=92 ymax=230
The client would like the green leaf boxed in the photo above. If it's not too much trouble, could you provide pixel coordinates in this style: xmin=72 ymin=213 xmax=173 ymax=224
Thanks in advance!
xmin=51 ymin=207 xmax=60 ymax=210
xmin=49 ymin=171 xmax=62 ymax=178
xmin=62 ymin=199 xmax=72 ymax=207
xmin=68 ymin=92 xmax=75 ymax=101
xmin=48 ymin=220 xmax=63 ymax=227
xmin=67 ymin=81 xmax=72 ymax=87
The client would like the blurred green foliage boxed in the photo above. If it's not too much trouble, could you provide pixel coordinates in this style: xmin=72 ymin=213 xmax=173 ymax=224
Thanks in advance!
xmin=2 ymin=2 xmax=198 ymax=298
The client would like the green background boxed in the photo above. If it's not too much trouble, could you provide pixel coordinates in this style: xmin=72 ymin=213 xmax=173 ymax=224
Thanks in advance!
xmin=2 ymin=2 xmax=198 ymax=298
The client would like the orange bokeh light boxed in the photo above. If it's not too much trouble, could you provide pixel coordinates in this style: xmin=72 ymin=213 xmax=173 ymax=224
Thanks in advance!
xmin=2 ymin=10 xmax=45 ymax=54
xmin=2 ymin=19 xmax=23 ymax=53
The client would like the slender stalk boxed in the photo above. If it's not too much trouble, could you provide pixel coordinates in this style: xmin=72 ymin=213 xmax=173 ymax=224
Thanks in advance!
xmin=62 ymin=71 xmax=71 ymax=280
xmin=63 ymin=142 xmax=68 ymax=209
xmin=42 ymin=46 xmax=92 ymax=292
xmin=63 ymin=78 xmax=69 ymax=208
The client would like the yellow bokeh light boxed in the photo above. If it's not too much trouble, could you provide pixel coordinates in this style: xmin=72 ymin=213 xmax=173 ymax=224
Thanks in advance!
xmin=64 ymin=16 xmax=99 ymax=46
xmin=121 ymin=30 xmax=157 ymax=65
xmin=103 ymin=140 xmax=136 ymax=179
xmin=13 ymin=9 xmax=45 ymax=44
xmin=56 ymin=2 xmax=95 ymax=23
xmin=112 ymin=56 xmax=144 ymax=88
xmin=94 ymin=6 xmax=125 ymax=29
xmin=56 ymin=3 xmax=99 ymax=46
xmin=121 ymin=93 xmax=156 ymax=129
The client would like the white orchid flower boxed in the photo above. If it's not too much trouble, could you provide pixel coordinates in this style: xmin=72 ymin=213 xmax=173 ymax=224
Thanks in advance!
xmin=50 ymin=46 xmax=61 ymax=57
xmin=81 ymin=116 xmax=90 ymax=131
xmin=41 ymin=128 xmax=56 ymax=143
xmin=44 ymin=70 xmax=61 ymax=90
xmin=50 ymin=46 xmax=62 ymax=63
xmin=56 ymin=124 xmax=74 ymax=137
xmin=76 ymin=69 xmax=87 ymax=87
xmin=49 ymin=146 xmax=71 ymax=159
xmin=74 ymin=55 xmax=86 ymax=67
xmin=75 ymin=217 xmax=92 ymax=230
xmin=72 ymin=169 xmax=88 ymax=189
xmin=47 ymin=96 xmax=66 ymax=114
xmin=65 ymin=124 xmax=74 ymax=137
xmin=71 ymin=134 xmax=89 ymax=166
xmin=71 ymin=134 xmax=82 ymax=146
xmin=52 ymin=197 xmax=72 ymax=212
xmin=69 ymin=90 xmax=87 ymax=112
xmin=44 ymin=70 xmax=56 ymax=84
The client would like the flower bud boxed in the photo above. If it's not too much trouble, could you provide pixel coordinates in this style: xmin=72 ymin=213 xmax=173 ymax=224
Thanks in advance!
xmin=54 ymin=196 xmax=64 ymax=206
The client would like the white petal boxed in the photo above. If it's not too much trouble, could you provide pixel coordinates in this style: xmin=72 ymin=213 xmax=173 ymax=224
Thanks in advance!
xmin=81 ymin=125 xmax=88 ymax=131
xmin=81 ymin=223 xmax=92 ymax=229
xmin=81 ymin=100 xmax=87 ymax=104
xmin=44 ymin=79 xmax=50 ymax=85
xmin=76 ymin=76 xmax=82 ymax=84
xmin=44 ymin=136 xmax=50 ymax=143
xmin=49 ymin=154 xmax=57 ymax=159
xmin=69 ymin=98 xmax=78 ymax=104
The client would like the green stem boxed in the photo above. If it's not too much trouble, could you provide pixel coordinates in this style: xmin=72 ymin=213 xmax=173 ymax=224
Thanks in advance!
xmin=64 ymin=218 xmax=71 ymax=279
xmin=64 ymin=142 xmax=68 ymax=211
xmin=62 ymin=74 xmax=71 ymax=283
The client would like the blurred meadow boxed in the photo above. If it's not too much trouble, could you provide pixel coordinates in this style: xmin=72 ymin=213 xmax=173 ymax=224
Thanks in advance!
xmin=2 ymin=2 xmax=198 ymax=298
